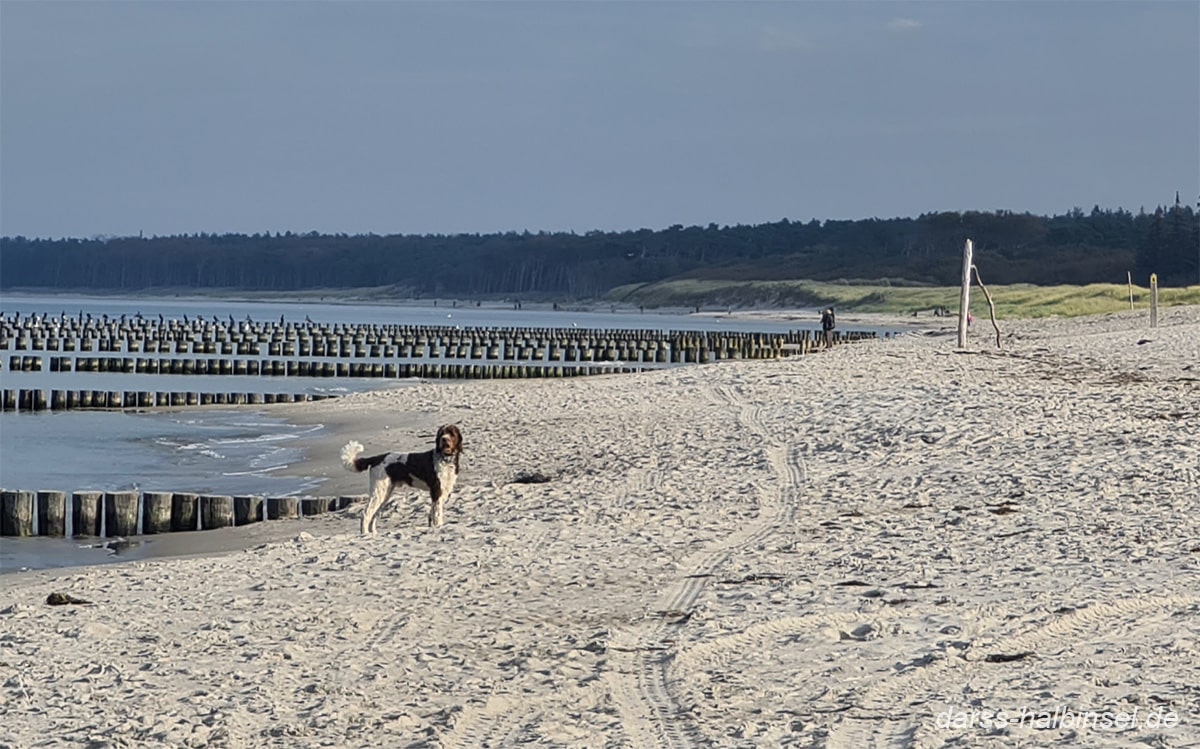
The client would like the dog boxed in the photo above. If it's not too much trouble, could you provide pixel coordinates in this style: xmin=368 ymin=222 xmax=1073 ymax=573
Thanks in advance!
xmin=340 ymin=424 xmax=463 ymax=534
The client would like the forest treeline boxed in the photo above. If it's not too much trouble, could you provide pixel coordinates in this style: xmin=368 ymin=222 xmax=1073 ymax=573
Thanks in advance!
xmin=2 ymin=199 xmax=1196 ymax=297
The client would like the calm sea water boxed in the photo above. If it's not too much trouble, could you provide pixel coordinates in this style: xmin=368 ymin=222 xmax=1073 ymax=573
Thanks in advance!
xmin=0 ymin=408 xmax=325 ymax=496
xmin=0 ymin=292 xmax=815 ymax=332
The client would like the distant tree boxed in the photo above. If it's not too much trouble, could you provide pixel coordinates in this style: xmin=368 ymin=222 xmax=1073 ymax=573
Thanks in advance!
xmin=1 ymin=201 xmax=1194 ymax=293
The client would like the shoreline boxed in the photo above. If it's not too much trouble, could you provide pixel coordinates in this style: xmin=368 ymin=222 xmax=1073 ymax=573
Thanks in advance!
xmin=2 ymin=306 xmax=1196 ymax=747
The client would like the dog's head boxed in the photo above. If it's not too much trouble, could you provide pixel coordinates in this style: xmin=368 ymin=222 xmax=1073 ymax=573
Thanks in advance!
xmin=435 ymin=424 xmax=463 ymax=461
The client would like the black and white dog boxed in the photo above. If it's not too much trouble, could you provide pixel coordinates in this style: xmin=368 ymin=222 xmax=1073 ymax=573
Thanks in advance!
xmin=340 ymin=424 xmax=463 ymax=534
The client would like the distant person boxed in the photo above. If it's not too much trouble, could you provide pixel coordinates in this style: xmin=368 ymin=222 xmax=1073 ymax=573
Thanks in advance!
xmin=820 ymin=307 xmax=836 ymax=348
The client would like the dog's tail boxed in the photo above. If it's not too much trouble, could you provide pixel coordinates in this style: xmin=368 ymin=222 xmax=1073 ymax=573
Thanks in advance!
xmin=341 ymin=440 xmax=365 ymax=472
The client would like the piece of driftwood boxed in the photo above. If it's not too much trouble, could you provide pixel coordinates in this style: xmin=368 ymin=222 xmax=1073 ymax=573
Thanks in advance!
xmin=971 ymin=263 xmax=1003 ymax=349
xmin=984 ymin=651 xmax=1034 ymax=663
xmin=46 ymin=593 xmax=92 ymax=606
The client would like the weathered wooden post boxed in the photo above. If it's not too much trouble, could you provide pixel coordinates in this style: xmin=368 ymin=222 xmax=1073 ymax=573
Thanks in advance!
xmin=200 ymin=495 xmax=235 ymax=530
xmin=953 ymin=238 xmax=973 ymax=349
xmin=142 ymin=492 xmax=174 ymax=534
xmin=234 ymin=495 xmax=263 ymax=525
xmin=302 ymin=497 xmax=334 ymax=516
xmin=1127 ymin=271 xmax=1134 ymax=311
xmin=37 ymin=490 xmax=67 ymax=537
xmin=172 ymin=492 xmax=199 ymax=531
xmin=104 ymin=491 xmax=140 ymax=536
xmin=72 ymin=491 xmax=103 ymax=537
xmin=267 ymin=496 xmax=300 ymax=520
xmin=1 ymin=490 xmax=36 ymax=536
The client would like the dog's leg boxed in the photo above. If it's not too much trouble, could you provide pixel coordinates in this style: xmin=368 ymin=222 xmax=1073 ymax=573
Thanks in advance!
xmin=360 ymin=468 xmax=394 ymax=536
xmin=429 ymin=490 xmax=447 ymax=528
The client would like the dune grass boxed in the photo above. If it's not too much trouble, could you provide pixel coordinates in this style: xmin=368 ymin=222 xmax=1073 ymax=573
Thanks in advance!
xmin=609 ymin=280 xmax=1200 ymax=319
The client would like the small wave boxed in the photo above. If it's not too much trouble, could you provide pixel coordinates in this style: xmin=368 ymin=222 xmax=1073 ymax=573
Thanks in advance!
xmin=154 ymin=439 xmax=209 ymax=452
xmin=221 ymin=464 xmax=288 ymax=477
xmin=212 ymin=433 xmax=298 ymax=446
xmin=247 ymin=446 xmax=300 ymax=469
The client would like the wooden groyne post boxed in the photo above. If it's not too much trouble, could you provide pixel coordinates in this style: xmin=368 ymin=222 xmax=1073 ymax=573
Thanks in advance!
xmin=73 ymin=491 xmax=103 ymax=537
xmin=37 ymin=490 xmax=67 ymax=537
xmin=143 ymin=491 xmax=174 ymax=534
xmin=104 ymin=491 xmax=140 ymax=537
xmin=0 ymin=488 xmax=368 ymax=538
xmin=1 ymin=490 xmax=35 ymax=536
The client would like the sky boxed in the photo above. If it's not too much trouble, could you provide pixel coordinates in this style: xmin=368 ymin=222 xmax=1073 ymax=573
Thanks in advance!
xmin=1 ymin=1 xmax=1197 ymax=240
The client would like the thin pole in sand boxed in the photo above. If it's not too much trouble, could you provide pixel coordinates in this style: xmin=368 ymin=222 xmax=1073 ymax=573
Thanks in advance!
xmin=957 ymin=239 xmax=973 ymax=349
xmin=1150 ymin=273 xmax=1159 ymax=328
xmin=1127 ymin=271 xmax=1134 ymax=311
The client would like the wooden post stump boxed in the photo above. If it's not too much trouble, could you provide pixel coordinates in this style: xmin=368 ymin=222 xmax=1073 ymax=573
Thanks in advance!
xmin=72 ymin=491 xmax=103 ymax=537
xmin=37 ymin=490 xmax=67 ymax=536
xmin=302 ymin=497 xmax=333 ymax=516
xmin=172 ymin=492 xmax=199 ymax=532
xmin=266 ymin=496 xmax=300 ymax=520
xmin=200 ymin=495 xmax=234 ymax=530
xmin=104 ymin=491 xmax=140 ymax=536
xmin=234 ymin=495 xmax=263 ymax=525
xmin=143 ymin=492 xmax=174 ymax=534
xmin=1 ymin=490 xmax=36 ymax=536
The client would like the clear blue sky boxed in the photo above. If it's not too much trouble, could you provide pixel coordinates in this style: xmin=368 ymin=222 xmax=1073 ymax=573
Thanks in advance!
xmin=2 ymin=1 xmax=1197 ymax=239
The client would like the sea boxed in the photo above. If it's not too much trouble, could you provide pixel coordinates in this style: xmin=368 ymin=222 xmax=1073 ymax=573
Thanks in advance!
xmin=0 ymin=292 xmax=835 ymax=571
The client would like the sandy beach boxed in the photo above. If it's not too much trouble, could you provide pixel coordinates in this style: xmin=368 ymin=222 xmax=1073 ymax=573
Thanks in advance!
xmin=2 ymin=307 xmax=1197 ymax=748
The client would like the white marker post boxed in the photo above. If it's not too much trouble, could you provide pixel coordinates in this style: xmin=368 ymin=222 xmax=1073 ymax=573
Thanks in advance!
xmin=1150 ymin=273 xmax=1158 ymax=328
xmin=958 ymin=239 xmax=973 ymax=349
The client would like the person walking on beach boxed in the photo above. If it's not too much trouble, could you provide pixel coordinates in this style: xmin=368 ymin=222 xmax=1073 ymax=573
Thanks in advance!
xmin=820 ymin=307 xmax=836 ymax=348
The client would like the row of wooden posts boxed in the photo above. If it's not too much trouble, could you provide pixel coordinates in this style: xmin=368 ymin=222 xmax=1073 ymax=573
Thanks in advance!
xmin=1 ymin=318 xmax=853 ymax=360
xmin=12 ymin=356 xmax=659 ymax=375
xmin=4 ymin=331 xmax=870 ymax=374
xmin=1 ymin=320 xmax=879 ymax=412
xmin=0 ymin=488 xmax=356 ymax=538
xmin=8 ymin=336 xmax=792 ymax=372
xmin=1 ymin=389 xmax=335 ymax=412
xmin=2 ymin=315 xmax=816 ymax=346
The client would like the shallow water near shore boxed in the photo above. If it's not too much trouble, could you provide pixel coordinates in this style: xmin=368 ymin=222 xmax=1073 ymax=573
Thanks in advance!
xmin=0 ymin=408 xmax=328 ymax=497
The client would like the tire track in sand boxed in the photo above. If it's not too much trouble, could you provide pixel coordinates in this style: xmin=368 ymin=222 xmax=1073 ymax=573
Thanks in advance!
xmin=445 ymin=412 xmax=673 ymax=749
xmin=606 ymin=381 xmax=807 ymax=748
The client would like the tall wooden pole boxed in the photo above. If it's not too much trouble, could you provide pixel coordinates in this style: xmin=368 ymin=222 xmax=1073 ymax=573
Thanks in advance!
xmin=958 ymin=239 xmax=973 ymax=348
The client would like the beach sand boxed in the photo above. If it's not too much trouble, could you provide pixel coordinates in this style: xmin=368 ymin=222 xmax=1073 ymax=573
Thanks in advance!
xmin=1 ymin=307 xmax=1196 ymax=748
